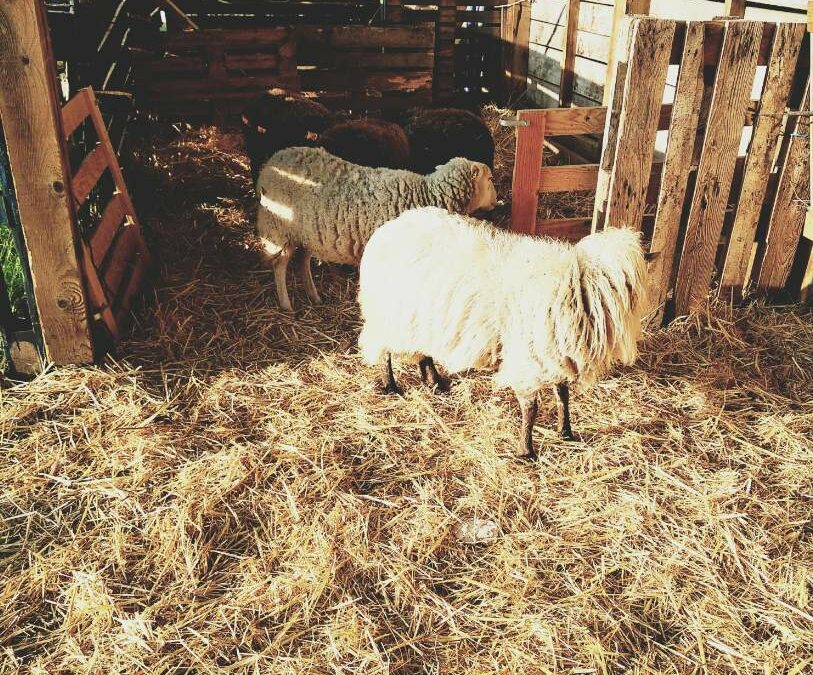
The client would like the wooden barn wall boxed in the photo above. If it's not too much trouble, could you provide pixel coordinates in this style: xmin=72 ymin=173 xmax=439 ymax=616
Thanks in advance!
xmin=527 ymin=0 xmax=807 ymax=110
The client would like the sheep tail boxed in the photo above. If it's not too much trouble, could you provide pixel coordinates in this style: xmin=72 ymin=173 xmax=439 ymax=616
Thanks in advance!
xmin=550 ymin=228 xmax=647 ymax=385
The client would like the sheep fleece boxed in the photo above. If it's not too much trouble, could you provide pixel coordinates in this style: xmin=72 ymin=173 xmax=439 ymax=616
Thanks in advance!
xmin=358 ymin=207 xmax=647 ymax=396
xmin=256 ymin=147 xmax=478 ymax=265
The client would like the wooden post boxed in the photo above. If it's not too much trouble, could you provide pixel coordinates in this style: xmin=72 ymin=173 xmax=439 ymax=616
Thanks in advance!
xmin=501 ymin=0 xmax=531 ymax=100
xmin=510 ymin=110 xmax=547 ymax=235
xmin=802 ymin=1 xmax=813 ymax=301
xmin=434 ymin=0 xmax=456 ymax=104
xmin=723 ymin=0 xmax=746 ymax=17
xmin=386 ymin=0 xmax=403 ymax=24
xmin=604 ymin=0 xmax=651 ymax=106
xmin=559 ymin=0 xmax=581 ymax=107
xmin=0 ymin=0 xmax=94 ymax=365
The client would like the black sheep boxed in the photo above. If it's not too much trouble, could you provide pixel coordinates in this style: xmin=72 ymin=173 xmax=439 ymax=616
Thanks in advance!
xmin=402 ymin=107 xmax=495 ymax=175
xmin=319 ymin=119 xmax=411 ymax=170
xmin=241 ymin=88 xmax=335 ymax=182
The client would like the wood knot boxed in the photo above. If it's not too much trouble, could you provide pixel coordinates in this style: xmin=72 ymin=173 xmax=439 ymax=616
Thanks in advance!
xmin=52 ymin=181 xmax=64 ymax=194
xmin=21 ymin=56 xmax=30 ymax=66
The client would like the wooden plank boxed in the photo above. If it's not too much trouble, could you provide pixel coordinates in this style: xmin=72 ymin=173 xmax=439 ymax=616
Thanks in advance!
xmin=646 ymin=22 xmax=706 ymax=322
xmin=511 ymin=110 xmax=547 ymax=235
xmin=600 ymin=18 xmax=675 ymax=231
xmin=673 ymin=21 xmax=763 ymax=317
xmin=61 ymin=92 xmax=91 ymax=139
xmin=755 ymin=88 xmax=810 ymax=294
xmin=720 ymin=22 xmax=805 ymax=297
xmin=539 ymin=164 xmax=599 ymax=192
xmin=723 ymin=0 xmax=747 ymax=17
xmin=115 ymin=250 xmax=148 ymax=323
xmin=297 ymin=24 xmax=435 ymax=49
xmin=559 ymin=0 xmax=581 ymax=107
xmin=71 ymin=143 xmax=108 ymax=207
xmin=536 ymin=217 xmax=592 ymax=242
xmin=103 ymin=225 xmax=137 ymax=296
xmin=90 ymin=192 xmax=127 ymax=265
xmin=0 ymin=1 xmax=93 ymax=364
xmin=604 ymin=0 xmax=652 ymax=106
xmin=593 ymin=15 xmax=635 ymax=232
xmin=166 ymin=27 xmax=294 ymax=49
xmin=81 ymin=242 xmax=118 ymax=341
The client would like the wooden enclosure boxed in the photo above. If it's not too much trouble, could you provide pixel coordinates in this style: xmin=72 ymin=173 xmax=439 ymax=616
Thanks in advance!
xmin=511 ymin=16 xmax=811 ymax=321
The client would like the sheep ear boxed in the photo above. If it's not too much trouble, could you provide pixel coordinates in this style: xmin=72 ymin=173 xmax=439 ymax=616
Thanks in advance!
xmin=470 ymin=163 xmax=481 ymax=179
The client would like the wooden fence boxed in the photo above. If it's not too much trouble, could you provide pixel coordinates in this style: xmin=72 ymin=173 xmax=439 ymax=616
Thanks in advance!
xmin=511 ymin=17 xmax=811 ymax=322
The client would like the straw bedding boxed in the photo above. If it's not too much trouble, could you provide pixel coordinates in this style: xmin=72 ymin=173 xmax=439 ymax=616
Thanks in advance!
xmin=1 ymin=119 xmax=812 ymax=674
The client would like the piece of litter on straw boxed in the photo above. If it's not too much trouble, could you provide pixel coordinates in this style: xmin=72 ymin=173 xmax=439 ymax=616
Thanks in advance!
xmin=454 ymin=518 xmax=499 ymax=544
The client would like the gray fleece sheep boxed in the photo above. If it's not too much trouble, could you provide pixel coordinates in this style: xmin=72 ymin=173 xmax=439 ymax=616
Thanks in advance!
xmin=256 ymin=146 xmax=497 ymax=311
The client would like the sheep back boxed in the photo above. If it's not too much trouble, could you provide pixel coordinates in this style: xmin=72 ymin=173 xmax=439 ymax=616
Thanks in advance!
xmin=403 ymin=107 xmax=495 ymax=174
xmin=241 ymin=88 xmax=335 ymax=181
xmin=320 ymin=119 xmax=410 ymax=170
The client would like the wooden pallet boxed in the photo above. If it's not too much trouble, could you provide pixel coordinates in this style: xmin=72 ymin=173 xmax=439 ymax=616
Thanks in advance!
xmin=61 ymin=86 xmax=151 ymax=342
xmin=511 ymin=17 xmax=809 ymax=323
xmin=137 ymin=23 xmax=435 ymax=119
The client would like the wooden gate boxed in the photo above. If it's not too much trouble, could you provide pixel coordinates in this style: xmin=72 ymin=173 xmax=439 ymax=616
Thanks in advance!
xmin=510 ymin=17 xmax=811 ymax=322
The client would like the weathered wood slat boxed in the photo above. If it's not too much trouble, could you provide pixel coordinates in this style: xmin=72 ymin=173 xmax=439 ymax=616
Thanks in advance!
xmin=539 ymin=164 xmax=599 ymax=192
xmin=71 ymin=143 xmax=108 ymax=207
xmin=646 ymin=21 xmax=706 ymax=322
xmin=559 ymin=0 xmax=581 ymax=108
xmin=62 ymin=92 xmax=90 ymax=139
xmin=536 ymin=217 xmax=592 ymax=242
xmin=103 ymin=225 xmax=137 ymax=297
xmin=601 ymin=18 xmax=675 ymax=231
xmin=0 ymin=1 xmax=93 ymax=364
xmin=593 ymin=14 xmax=635 ymax=231
xmin=755 ymin=87 xmax=811 ymax=294
xmin=674 ymin=21 xmax=763 ymax=316
xmin=91 ymin=192 xmax=127 ymax=265
xmin=81 ymin=241 xmax=118 ymax=341
xmin=511 ymin=109 xmax=546 ymax=235
xmin=720 ymin=22 xmax=805 ymax=297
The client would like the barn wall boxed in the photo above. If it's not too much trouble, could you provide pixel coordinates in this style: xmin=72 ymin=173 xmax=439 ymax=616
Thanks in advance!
xmin=526 ymin=0 xmax=806 ymax=109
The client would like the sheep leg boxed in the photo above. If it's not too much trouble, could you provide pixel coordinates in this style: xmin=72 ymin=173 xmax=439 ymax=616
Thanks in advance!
xmin=554 ymin=383 xmax=574 ymax=440
xmin=298 ymin=248 xmax=322 ymax=304
xmin=418 ymin=356 xmax=450 ymax=393
xmin=515 ymin=393 xmax=538 ymax=458
xmin=272 ymin=244 xmax=296 ymax=312
xmin=382 ymin=353 xmax=404 ymax=396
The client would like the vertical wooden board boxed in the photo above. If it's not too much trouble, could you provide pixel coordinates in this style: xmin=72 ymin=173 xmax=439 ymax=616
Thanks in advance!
xmin=501 ymin=0 xmax=530 ymax=99
xmin=720 ymin=22 xmax=805 ymax=296
xmin=723 ymin=0 xmax=746 ymax=17
xmin=593 ymin=15 xmax=636 ymax=232
xmin=602 ymin=18 xmax=675 ymax=232
xmin=510 ymin=109 xmax=546 ymax=236
xmin=754 ymin=88 xmax=810 ymax=295
xmin=647 ymin=22 xmax=706 ymax=321
xmin=559 ymin=0 xmax=581 ymax=108
xmin=603 ymin=0 xmax=652 ymax=107
xmin=0 ymin=1 xmax=93 ymax=364
xmin=673 ymin=21 xmax=763 ymax=317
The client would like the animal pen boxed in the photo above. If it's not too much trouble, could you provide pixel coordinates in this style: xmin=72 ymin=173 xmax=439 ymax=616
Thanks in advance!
xmin=2 ymin=1 xmax=813 ymax=673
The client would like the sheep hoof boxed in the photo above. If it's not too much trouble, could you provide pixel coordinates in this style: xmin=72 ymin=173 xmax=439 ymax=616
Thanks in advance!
xmin=513 ymin=445 xmax=536 ymax=460
xmin=431 ymin=377 xmax=451 ymax=394
xmin=560 ymin=430 xmax=575 ymax=442
xmin=382 ymin=382 xmax=405 ymax=397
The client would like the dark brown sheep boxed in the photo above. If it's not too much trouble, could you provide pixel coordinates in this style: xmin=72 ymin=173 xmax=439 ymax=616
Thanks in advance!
xmin=402 ymin=107 xmax=495 ymax=175
xmin=319 ymin=119 xmax=411 ymax=170
xmin=241 ymin=88 xmax=335 ymax=181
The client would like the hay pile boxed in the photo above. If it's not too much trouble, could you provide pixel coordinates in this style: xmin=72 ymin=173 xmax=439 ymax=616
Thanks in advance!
xmin=1 ymin=124 xmax=813 ymax=674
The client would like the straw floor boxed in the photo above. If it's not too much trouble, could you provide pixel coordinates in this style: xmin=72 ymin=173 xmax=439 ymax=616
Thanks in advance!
xmin=1 ymin=118 xmax=812 ymax=675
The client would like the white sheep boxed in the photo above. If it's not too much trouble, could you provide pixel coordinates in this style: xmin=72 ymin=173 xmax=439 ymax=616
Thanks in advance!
xmin=256 ymin=147 xmax=497 ymax=311
xmin=357 ymin=207 xmax=648 ymax=457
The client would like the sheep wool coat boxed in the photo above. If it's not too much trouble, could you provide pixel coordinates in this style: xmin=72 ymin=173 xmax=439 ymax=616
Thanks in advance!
xmin=358 ymin=207 xmax=647 ymax=397
xmin=256 ymin=147 xmax=482 ymax=265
